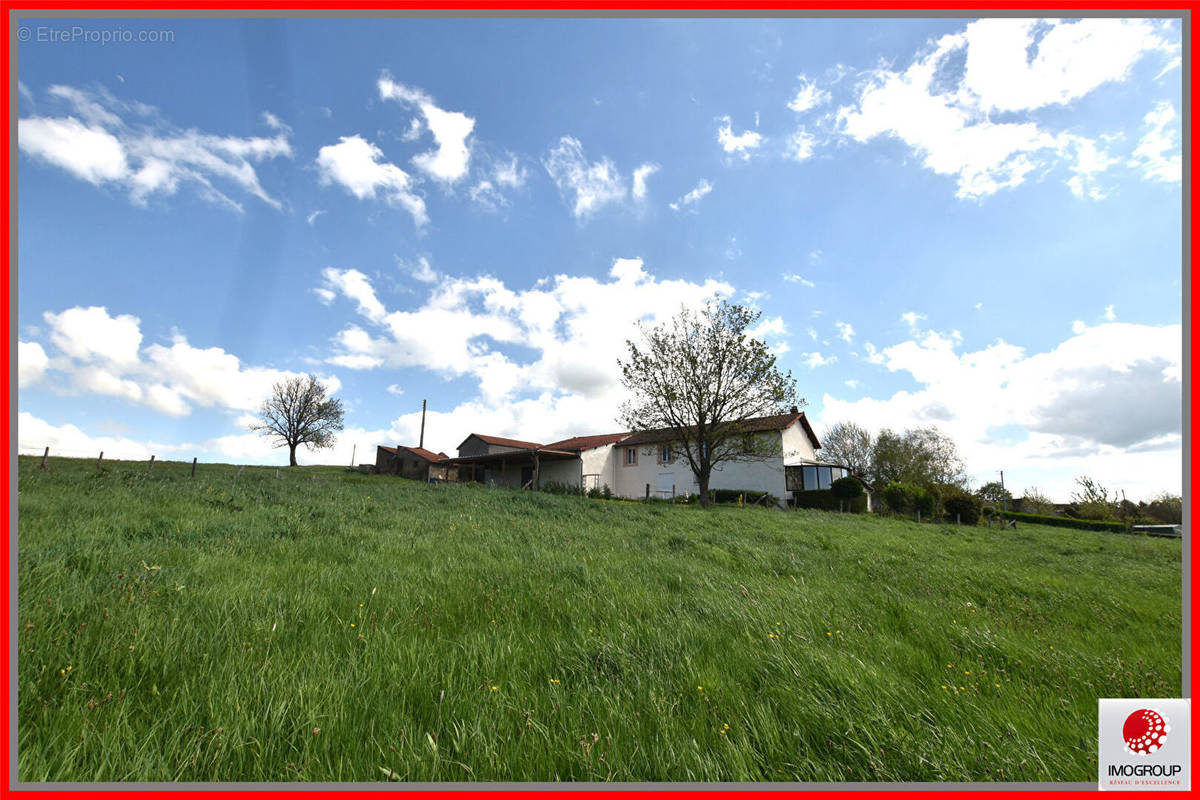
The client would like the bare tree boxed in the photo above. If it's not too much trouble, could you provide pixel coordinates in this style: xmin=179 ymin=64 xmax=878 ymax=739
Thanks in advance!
xmin=820 ymin=421 xmax=874 ymax=477
xmin=618 ymin=300 xmax=799 ymax=508
xmin=252 ymin=374 xmax=345 ymax=466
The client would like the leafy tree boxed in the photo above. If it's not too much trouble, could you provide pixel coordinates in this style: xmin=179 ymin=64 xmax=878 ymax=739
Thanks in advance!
xmin=944 ymin=491 xmax=983 ymax=525
xmin=252 ymin=374 xmax=345 ymax=466
xmin=618 ymin=300 xmax=799 ymax=508
xmin=820 ymin=421 xmax=874 ymax=477
xmin=1143 ymin=492 xmax=1182 ymax=524
xmin=1070 ymin=475 xmax=1117 ymax=521
xmin=976 ymin=481 xmax=1012 ymax=507
xmin=870 ymin=426 xmax=967 ymax=490
xmin=1019 ymin=486 xmax=1055 ymax=515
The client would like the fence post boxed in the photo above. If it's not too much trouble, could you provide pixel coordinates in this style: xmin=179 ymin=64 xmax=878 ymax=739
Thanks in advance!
xmin=916 ymin=509 xmax=921 ymax=524
xmin=956 ymin=513 xmax=961 ymax=526
xmin=190 ymin=457 xmax=197 ymax=478
xmin=97 ymin=451 xmax=104 ymax=470
xmin=645 ymin=483 xmax=650 ymax=499
xmin=40 ymin=446 xmax=49 ymax=471
xmin=275 ymin=468 xmax=280 ymax=480
xmin=147 ymin=455 xmax=155 ymax=474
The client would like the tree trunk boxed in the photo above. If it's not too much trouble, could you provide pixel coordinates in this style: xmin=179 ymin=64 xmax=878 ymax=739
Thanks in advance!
xmin=289 ymin=443 xmax=298 ymax=467
xmin=698 ymin=471 xmax=711 ymax=508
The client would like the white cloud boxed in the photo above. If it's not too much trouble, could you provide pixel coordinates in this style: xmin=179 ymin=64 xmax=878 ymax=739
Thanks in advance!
xmin=317 ymin=268 xmax=387 ymax=323
xmin=17 ymin=412 xmax=182 ymax=461
xmin=836 ymin=19 xmax=1177 ymax=199
xmin=408 ymin=256 xmax=438 ymax=283
xmin=835 ymin=321 xmax=855 ymax=343
xmin=787 ymin=75 xmax=831 ymax=113
xmin=1072 ymin=320 xmax=1087 ymax=334
xmin=261 ymin=111 xmax=290 ymax=133
xmin=1104 ymin=304 xmax=1117 ymax=321
xmin=315 ymin=135 xmax=428 ymax=226
xmin=18 ymin=85 xmax=291 ymax=210
xmin=29 ymin=305 xmax=341 ymax=418
xmin=844 ymin=379 xmax=859 ymax=389
xmin=386 ymin=384 xmax=405 ymax=396
xmin=319 ymin=257 xmax=733 ymax=410
xmin=543 ymin=136 xmax=628 ymax=219
xmin=378 ymin=74 xmax=475 ymax=184
xmin=668 ymin=179 xmax=713 ymax=212
xmin=18 ymin=341 xmax=49 ymax=387
xmin=786 ymin=129 xmax=817 ymax=162
xmin=900 ymin=311 xmax=927 ymax=332
xmin=783 ymin=273 xmax=815 ymax=288
xmin=817 ymin=320 xmax=1182 ymax=501
xmin=306 ymin=209 xmax=326 ymax=225
xmin=493 ymin=155 xmax=526 ymax=188
xmin=1131 ymin=101 xmax=1182 ymax=183
xmin=44 ymin=305 xmax=143 ymax=368
xmin=802 ymin=352 xmax=837 ymax=368
xmin=716 ymin=116 xmax=763 ymax=159
xmin=632 ymin=163 xmax=659 ymax=200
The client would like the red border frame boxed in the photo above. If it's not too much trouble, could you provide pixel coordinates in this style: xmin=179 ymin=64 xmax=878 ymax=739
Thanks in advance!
xmin=1 ymin=3 xmax=1192 ymax=797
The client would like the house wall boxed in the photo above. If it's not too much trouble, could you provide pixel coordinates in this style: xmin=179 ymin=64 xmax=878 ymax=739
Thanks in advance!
xmin=781 ymin=422 xmax=819 ymax=464
xmin=458 ymin=436 xmax=527 ymax=458
xmin=608 ymin=425 xmax=811 ymax=505
xmin=375 ymin=447 xmax=398 ymax=475
xmin=581 ymin=445 xmax=617 ymax=492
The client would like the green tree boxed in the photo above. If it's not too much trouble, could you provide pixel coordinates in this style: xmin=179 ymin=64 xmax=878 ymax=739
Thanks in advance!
xmin=618 ymin=300 xmax=799 ymax=508
xmin=976 ymin=481 xmax=1012 ymax=507
xmin=1070 ymin=475 xmax=1118 ymax=520
xmin=1019 ymin=486 xmax=1055 ymax=515
xmin=252 ymin=374 xmax=345 ymax=467
xmin=870 ymin=426 xmax=967 ymax=489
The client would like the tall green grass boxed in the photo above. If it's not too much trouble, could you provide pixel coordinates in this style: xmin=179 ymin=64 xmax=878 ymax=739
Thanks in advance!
xmin=17 ymin=456 xmax=1181 ymax=782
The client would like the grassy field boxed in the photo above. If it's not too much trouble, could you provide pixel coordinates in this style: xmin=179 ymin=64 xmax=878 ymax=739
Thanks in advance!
xmin=16 ymin=455 xmax=1182 ymax=782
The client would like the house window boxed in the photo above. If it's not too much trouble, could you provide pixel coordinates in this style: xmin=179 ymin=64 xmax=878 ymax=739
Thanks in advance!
xmin=625 ymin=447 xmax=637 ymax=466
xmin=659 ymin=444 xmax=672 ymax=463
xmin=802 ymin=465 xmax=817 ymax=490
xmin=817 ymin=466 xmax=833 ymax=490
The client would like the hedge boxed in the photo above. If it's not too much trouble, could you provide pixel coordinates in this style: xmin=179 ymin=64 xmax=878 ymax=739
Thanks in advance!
xmin=986 ymin=508 xmax=1127 ymax=533
xmin=791 ymin=489 xmax=869 ymax=513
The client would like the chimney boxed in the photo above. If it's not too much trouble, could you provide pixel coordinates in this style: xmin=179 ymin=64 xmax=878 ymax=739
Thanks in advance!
xmin=789 ymin=405 xmax=799 ymax=415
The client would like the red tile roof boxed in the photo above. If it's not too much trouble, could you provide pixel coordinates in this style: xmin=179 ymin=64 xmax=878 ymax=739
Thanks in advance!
xmin=378 ymin=445 xmax=448 ymax=462
xmin=462 ymin=433 xmax=545 ymax=450
xmin=545 ymin=432 xmax=630 ymax=451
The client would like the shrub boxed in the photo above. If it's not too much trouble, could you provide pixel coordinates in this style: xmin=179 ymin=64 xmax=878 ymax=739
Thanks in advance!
xmin=984 ymin=508 xmax=1128 ymax=533
xmin=792 ymin=489 xmax=868 ymax=513
xmin=943 ymin=491 xmax=982 ymax=525
xmin=831 ymin=476 xmax=864 ymax=500
xmin=881 ymin=482 xmax=934 ymax=517
xmin=601 ymin=484 xmax=612 ymax=501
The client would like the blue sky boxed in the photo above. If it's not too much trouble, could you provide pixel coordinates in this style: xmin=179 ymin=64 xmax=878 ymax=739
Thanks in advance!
xmin=16 ymin=16 xmax=1183 ymax=501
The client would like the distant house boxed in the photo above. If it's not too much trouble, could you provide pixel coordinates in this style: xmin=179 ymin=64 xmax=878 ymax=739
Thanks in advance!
xmin=429 ymin=408 xmax=851 ymax=508
xmin=375 ymin=445 xmax=456 ymax=482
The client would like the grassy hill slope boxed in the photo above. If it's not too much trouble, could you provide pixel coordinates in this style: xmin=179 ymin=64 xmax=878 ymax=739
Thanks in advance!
xmin=16 ymin=456 xmax=1182 ymax=782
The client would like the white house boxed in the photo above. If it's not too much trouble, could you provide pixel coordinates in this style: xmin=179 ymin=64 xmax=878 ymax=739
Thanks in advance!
xmin=432 ymin=408 xmax=859 ymax=508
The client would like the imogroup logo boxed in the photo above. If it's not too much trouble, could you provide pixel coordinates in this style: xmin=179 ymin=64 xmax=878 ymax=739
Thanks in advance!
xmin=1100 ymin=699 xmax=1190 ymax=791
xmin=1123 ymin=708 xmax=1171 ymax=755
